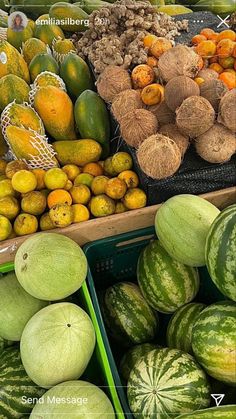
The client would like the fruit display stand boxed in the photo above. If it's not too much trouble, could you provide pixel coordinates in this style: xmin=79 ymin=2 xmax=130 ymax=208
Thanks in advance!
xmin=0 ymin=261 xmax=125 ymax=419
xmin=0 ymin=186 xmax=235 ymax=265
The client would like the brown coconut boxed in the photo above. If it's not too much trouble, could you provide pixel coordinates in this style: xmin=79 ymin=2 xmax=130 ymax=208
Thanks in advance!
xmin=120 ymin=109 xmax=158 ymax=148
xmin=176 ymin=96 xmax=215 ymax=138
xmin=96 ymin=65 xmax=132 ymax=102
xmin=165 ymin=76 xmax=200 ymax=111
xmin=200 ymin=79 xmax=228 ymax=112
xmin=159 ymin=124 xmax=189 ymax=157
xmin=148 ymin=100 xmax=175 ymax=126
xmin=158 ymin=45 xmax=202 ymax=82
xmin=218 ymin=89 xmax=236 ymax=133
xmin=111 ymin=89 xmax=143 ymax=123
xmin=195 ymin=123 xmax=236 ymax=163
xmin=137 ymin=134 xmax=182 ymax=179
xmin=197 ymin=69 xmax=219 ymax=82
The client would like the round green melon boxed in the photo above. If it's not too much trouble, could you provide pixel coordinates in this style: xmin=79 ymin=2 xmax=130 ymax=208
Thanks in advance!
xmin=206 ymin=204 xmax=236 ymax=302
xmin=102 ymin=282 xmax=158 ymax=347
xmin=155 ymin=194 xmax=220 ymax=267
xmin=0 ymin=74 xmax=30 ymax=112
xmin=29 ymin=53 xmax=59 ymax=82
xmin=15 ymin=233 xmax=87 ymax=301
xmin=0 ymin=347 xmax=45 ymax=418
xmin=20 ymin=302 xmax=96 ymax=388
xmin=167 ymin=302 xmax=206 ymax=353
xmin=176 ymin=405 xmax=236 ymax=418
xmin=137 ymin=240 xmax=200 ymax=313
xmin=120 ymin=343 xmax=157 ymax=381
xmin=192 ymin=301 xmax=236 ymax=385
xmin=0 ymin=271 xmax=48 ymax=341
xmin=128 ymin=348 xmax=211 ymax=418
xmin=30 ymin=380 xmax=115 ymax=418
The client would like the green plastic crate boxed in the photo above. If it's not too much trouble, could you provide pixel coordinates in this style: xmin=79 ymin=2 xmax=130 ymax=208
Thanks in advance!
xmin=0 ymin=262 xmax=125 ymax=419
xmin=83 ymin=226 xmax=226 ymax=418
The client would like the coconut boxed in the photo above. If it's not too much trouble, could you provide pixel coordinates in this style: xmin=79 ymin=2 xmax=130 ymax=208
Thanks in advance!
xmin=137 ymin=134 xmax=181 ymax=179
xmin=195 ymin=123 xmax=236 ymax=163
xmin=176 ymin=96 xmax=215 ymax=138
xmin=96 ymin=65 xmax=132 ymax=103
xmin=200 ymin=79 xmax=228 ymax=112
xmin=159 ymin=124 xmax=189 ymax=157
xmin=158 ymin=45 xmax=201 ymax=82
xmin=165 ymin=76 xmax=200 ymax=111
xmin=197 ymin=69 xmax=219 ymax=82
xmin=120 ymin=109 xmax=158 ymax=148
xmin=111 ymin=89 xmax=143 ymax=123
xmin=148 ymin=100 xmax=175 ymax=126
xmin=218 ymin=89 xmax=236 ymax=133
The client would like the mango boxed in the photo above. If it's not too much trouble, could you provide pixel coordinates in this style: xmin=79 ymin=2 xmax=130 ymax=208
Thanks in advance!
xmin=53 ymin=139 xmax=102 ymax=166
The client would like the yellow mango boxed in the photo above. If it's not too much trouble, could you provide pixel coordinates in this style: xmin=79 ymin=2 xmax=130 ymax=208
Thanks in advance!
xmin=0 ymin=40 xmax=30 ymax=83
xmin=53 ymin=139 xmax=102 ymax=166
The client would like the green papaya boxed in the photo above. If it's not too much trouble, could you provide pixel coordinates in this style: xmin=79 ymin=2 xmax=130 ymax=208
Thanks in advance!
xmin=60 ymin=53 xmax=93 ymax=100
xmin=7 ymin=23 xmax=34 ymax=51
xmin=49 ymin=2 xmax=89 ymax=32
xmin=34 ymin=17 xmax=65 ymax=47
xmin=81 ymin=0 xmax=111 ymax=14
xmin=9 ymin=0 xmax=70 ymax=20
xmin=194 ymin=0 xmax=236 ymax=15
xmin=0 ymin=16 xmax=8 ymax=29
xmin=29 ymin=53 xmax=59 ymax=82
xmin=74 ymin=90 xmax=110 ymax=158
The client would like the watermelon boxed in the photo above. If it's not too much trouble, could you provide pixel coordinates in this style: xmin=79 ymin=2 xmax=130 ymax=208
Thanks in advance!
xmin=127 ymin=348 xmax=211 ymax=418
xmin=20 ymin=302 xmax=96 ymax=388
xmin=0 ymin=271 xmax=48 ymax=341
xmin=155 ymin=194 xmax=220 ymax=267
xmin=120 ymin=343 xmax=157 ymax=381
xmin=15 ymin=233 xmax=88 ymax=301
xmin=167 ymin=302 xmax=206 ymax=353
xmin=30 ymin=380 xmax=115 ymax=418
xmin=176 ymin=405 xmax=236 ymax=418
xmin=192 ymin=301 xmax=236 ymax=385
xmin=205 ymin=204 xmax=236 ymax=302
xmin=137 ymin=240 xmax=200 ymax=313
xmin=0 ymin=347 xmax=45 ymax=418
xmin=102 ymin=282 xmax=158 ymax=347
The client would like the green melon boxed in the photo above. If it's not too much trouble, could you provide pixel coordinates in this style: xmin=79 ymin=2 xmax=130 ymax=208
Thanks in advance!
xmin=0 ymin=347 xmax=45 ymax=418
xmin=15 ymin=233 xmax=87 ymax=301
xmin=0 ymin=74 xmax=30 ymax=112
xmin=205 ymin=204 xmax=236 ymax=302
xmin=192 ymin=301 xmax=236 ymax=385
xmin=128 ymin=348 xmax=211 ymax=418
xmin=60 ymin=53 xmax=93 ymax=99
xmin=155 ymin=194 xmax=220 ymax=267
xmin=20 ymin=302 xmax=96 ymax=388
xmin=176 ymin=405 xmax=236 ymax=418
xmin=102 ymin=282 xmax=158 ymax=347
xmin=29 ymin=53 xmax=59 ymax=82
xmin=167 ymin=302 xmax=206 ymax=353
xmin=120 ymin=343 xmax=157 ymax=381
xmin=0 ymin=271 xmax=48 ymax=341
xmin=137 ymin=240 xmax=200 ymax=313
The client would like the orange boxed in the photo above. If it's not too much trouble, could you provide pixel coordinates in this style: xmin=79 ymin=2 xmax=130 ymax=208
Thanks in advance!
xmin=131 ymin=64 xmax=155 ymax=89
xmin=70 ymin=185 xmax=91 ymax=205
xmin=195 ymin=40 xmax=216 ymax=58
xmin=32 ymin=168 xmax=46 ymax=190
xmin=233 ymin=44 xmax=236 ymax=58
xmin=217 ymin=30 xmax=236 ymax=42
xmin=146 ymin=56 xmax=158 ymax=68
xmin=194 ymin=77 xmax=205 ymax=86
xmin=118 ymin=170 xmax=139 ymax=188
xmin=200 ymin=28 xmax=216 ymax=39
xmin=219 ymin=71 xmax=236 ymax=89
xmin=234 ymin=60 xmax=236 ymax=71
xmin=62 ymin=164 xmax=81 ymax=181
xmin=149 ymin=37 xmax=172 ymax=58
xmin=47 ymin=189 xmax=72 ymax=209
xmin=143 ymin=34 xmax=158 ymax=48
xmin=219 ymin=57 xmax=235 ymax=69
xmin=141 ymin=83 xmax=164 ymax=106
xmin=192 ymin=34 xmax=207 ymax=45
xmin=0 ymin=160 xmax=7 ymax=174
xmin=209 ymin=63 xmax=224 ymax=74
xmin=105 ymin=178 xmax=127 ymax=200
xmin=216 ymin=39 xmax=235 ymax=58
xmin=225 ymin=69 xmax=236 ymax=74
xmin=72 ymin=204 xmax=90 ymax=223
xmin=83 ymin=162 xmax=103 ymax=177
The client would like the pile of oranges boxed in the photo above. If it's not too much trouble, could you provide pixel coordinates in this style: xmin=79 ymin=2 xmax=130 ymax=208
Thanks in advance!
xmin=192 ymin=28 xmax=236 ymax=90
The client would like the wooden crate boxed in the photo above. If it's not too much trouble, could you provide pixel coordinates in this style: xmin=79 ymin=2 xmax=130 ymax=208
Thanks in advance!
xmin=0 ymin=187 xmax=235 ymax=265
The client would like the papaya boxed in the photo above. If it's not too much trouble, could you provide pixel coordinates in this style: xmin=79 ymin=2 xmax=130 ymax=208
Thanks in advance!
xmin=0 ymin=40 xmax=30 ymax=83
xmin=0 ymin=74 xmax=30 ymax=112
xmin=34 ymin=17 xmax=65 ymax=47
xmin=81 ymin=0 xmax=111 ymax=14
xmin=0 ymin=0 xmax=9 ymax=12
xmin=22 ymin=38 xmax=48 ymax=66
xmin=53 ymin=139 xmax=102 ymax=166
xmin=60 ymin=53 xmax=93 ymax=100
xmin=33 ymin=71 xmax=66 ymax=90
xmin=1 ymin=103 xmax=44 ymax=138
xmin=34 ymin=86 xmax=76 ymax=141
xmin=5 ymin=125 xmax=57 ymax=169
xmin=29 ymin=53 xmax=59 ymax=82
xmin=0 ymin=128 xmax=7 ymax=157
xmin=74 ymin=90 xmax=110 ymax=158
xmin=49 ymin=2 xmax=89 ymax=32
xmin=52 ymin=38 xmax=76 ymax=64
xmin=7 ymin=23 xmax=34 ymax=51
xmin=28 ymin=19 xmax=36 ymax=32
xmin=0 ymin=15 xmax=8 ymax=28
xmin=9 ymin=0 xmax=70 ymax=20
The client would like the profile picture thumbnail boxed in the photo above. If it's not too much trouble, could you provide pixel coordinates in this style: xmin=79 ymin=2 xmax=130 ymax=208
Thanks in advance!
xmin=8 ymin=11 xmax=28 ymax=32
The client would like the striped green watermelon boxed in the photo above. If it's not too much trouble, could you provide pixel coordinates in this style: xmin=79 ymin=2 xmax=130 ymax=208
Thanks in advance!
xmin=120 ymin=343 xmax=157 ymax=381
xmin=167 ymin=302 xmax=206 ymax=353
xmin=0 ymin=337 xmax=14 ymax=353
xmin=127 ymin=348 xmax=211 ymax=419
xmin=155 ymin=194 xmax=220 ymax=267
xmin=176 ymin=405 xmax=236 ymax=418
xmin=205 ymin=205 xmax=236 ymax=302
xmin=192 ymin=301 xmax=236 ymax=385
xmin=137 ymin=240 xmax=200 ymax=313
xmin=102 ymin=282 xmax=158 ymax=347
xmin=0 ymin=347 xmax=45 ymax=418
